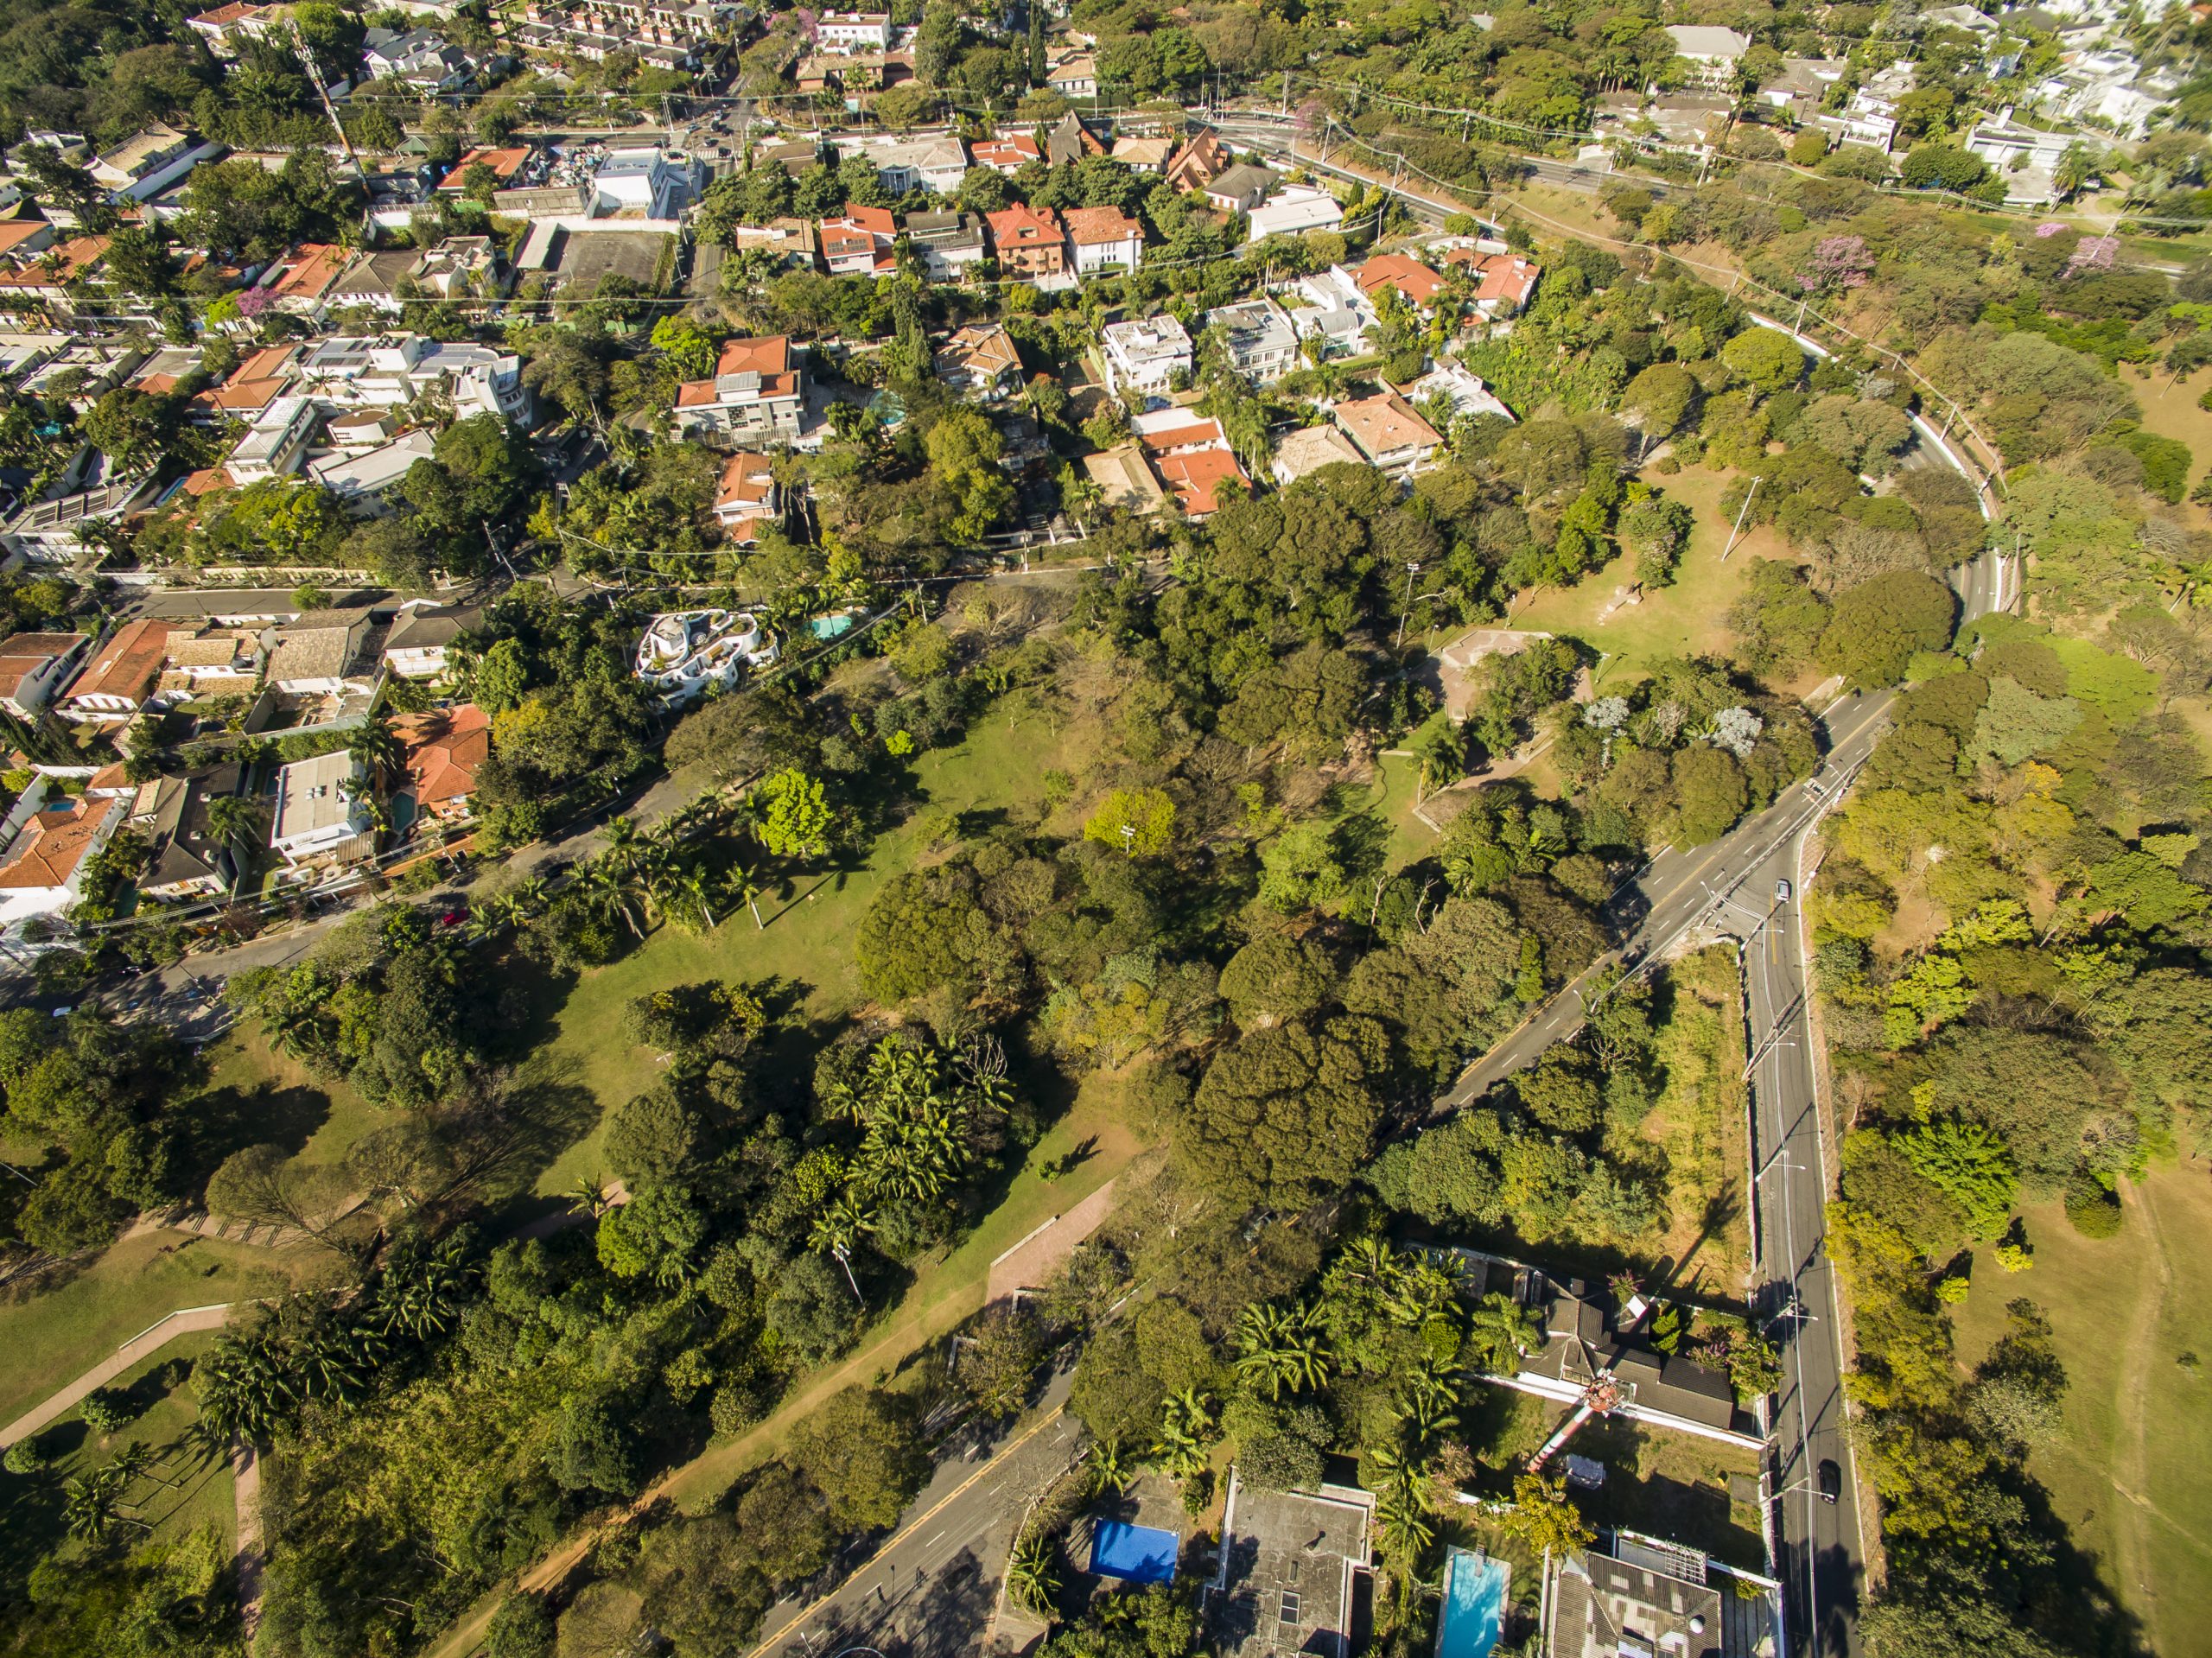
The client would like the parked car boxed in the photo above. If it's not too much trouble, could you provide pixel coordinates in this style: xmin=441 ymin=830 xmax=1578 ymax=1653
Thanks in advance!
xmin=1817 ymin=1458 xmax=1842 ymax=1504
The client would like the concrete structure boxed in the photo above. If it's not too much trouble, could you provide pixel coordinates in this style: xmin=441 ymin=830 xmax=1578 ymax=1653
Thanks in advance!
xmin=674 ymin=335 xmax=806 ymax=441
xmin=710 ymin=452 xmax=781 ymax=543
xmin=309 ymin=429 xmax=437 ymax=513
xmin=852 ymin=133 xmax=968 ymax=194
xmin=815 ymin=10 xmax=891 ymax=51
xmin=632 ymin=608 xmax=778 ymax=704
xmin=1282 ymin=265 xmax=1378 ymax=358
xmin=905 ymin=209 xmax=985 ymax=281
xmin=1243 ymin=183 xmax=1344 ymax=244
xmin=1665 ymin=24 xmax=1751 ymax=89
xmin=1205 ymin=296 xmax=1299 ymax=384
xmin=0 ymin=632 xmax=90 ymax=717
xmin=130 ymin=766 xmax=244 ymax=900
xmin=1545 ymin=1531 xmax=1782 ymax=1658
xmin=55 ymin=618 xmax=168 ymax=726
xmin=970 ymin=133 xmax=1040 ymax=174
xmin=1964 ymin=113 xmax=2075 ymax=203
xmin=187 ymin=2 xmax=281 ymax=56
xmin=381 ymin=600 xmax=483 ymax=679
xmin=1333 ymin=391 xmax=1443 ymax=473
xmin=89 ymin=124 xmax=224 ymax=206
xmin=1402 ymin=359 xmax=1515 ymax=426
xmin=590 ymin=146 xmax=696 ymax=217
xmin=228 ymin=394 xmax=321 ymax=484
xmin=1099 ymin=314 xmax=1192 ymax=399
xmin=933 ymin=321 xmax=1022 ymax=399
xmin=294 ymin=334 xmax=531 ymax=423
xmin=1209 ymin=1475 xmax=1374 ymax=1658
xmin=1063 ymin=204 xmax=1144 ymax=275
xmin=986 ymin=204 xmax=1067 ymax=280
xmin=1081 ymin=446 xmax=1166 ymax=516
xmin=269 ymin=750 xmax=375 ymax=870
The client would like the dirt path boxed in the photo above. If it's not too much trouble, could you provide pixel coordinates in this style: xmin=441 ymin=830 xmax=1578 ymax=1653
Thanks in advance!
xmin=2111 ymin=1180 xmax=2174 ymax=1645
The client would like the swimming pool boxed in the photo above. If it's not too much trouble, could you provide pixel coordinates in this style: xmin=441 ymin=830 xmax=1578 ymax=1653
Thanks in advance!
xmin=1090 ymin=1520 xmax=1179 ymax=1585
xmin=1436 ymin=1548 xmax=1509 ymax=1658
xmin=808 ymin=612 xmax=857 ymax=641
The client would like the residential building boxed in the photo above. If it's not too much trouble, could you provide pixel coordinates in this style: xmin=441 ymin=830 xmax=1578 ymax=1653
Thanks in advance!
xmin=1665 ymin=24 xmax=1751 ymax=90
xmin=815 ymin=10 xmax=892 ymax=51
xmin=262 ymin=610 xmax=378 ymax=696
xmin=0 ymin=791 xmax=127 ymax=934
xmin=1135 ymin=411 xmax=1246 ymax=518
xmin=674 ymin=335 xmax=807 ymax=441
xmin=1045 ymin=111 xmax=1103 ymax=168
xmin=1758 ymin=55 xmax=1847 ymax=123
xmin=970 ymin=133 xmax=1041 ymax=174
xmin=633 ymin=609 xmax=779 ymax=704
xmin=380 ymin=600 xmax=484 ymax=679
xmin=397 ymin=704 xmax=491 ymax=824
xmin=438 ymin=145 xmax=535 ymax=195
xmin=55 ymin=618 xmax=169 ymax=726
xmin=1046 ymin=48 xmax=1097 ymax=98
xmin=0 ymin=219 xmax=54 ymax=262
xmin=269 ymin=750 xmax=376 ymax=870
xmin=1204 ymin=162 xmax=1277 ymax=215
xmin=228 ymin=394 xmax=322 ymax=484
xmin=1081 ymin=445 xmax=1167 ymax=515
xmin=1333 ymin=391 xmax=1443 ymax=473
xmin=1244 ymin=184 xmax=1344 ymax=244
xmin=1099 ymin=314 xmax=1192 ymax=399
xmin=0 ymin=234 xmax=111 ymax=321
xmin=0 ymin=473 xmax=160 ymax=564
xmin=191 ymin=343 xmax=296 ymax=422
xmin=293 ymin=334 xmax=531 ymax=423
xmin=818 ymin=205 xmax=897 ymax=275
xmin=591 ymin=146 xmax=697 ymax=216
xmin=905 ymin=210 xmax=986 ymax=281
xmin=1402 ymin=360 xmax=1515 ymax=425
xmin=1920 ymin=3 xmax=1997 ymax=32
xmin=364 ymin=27 xmax=479 ymax=90
xmin=986 ymin=204 xmax=1067 ymax=279
xmin=710 ymin=453 xmax=781 ymax=543
xmin=1164 ymin=129 xmax=1230 ymax=193
xmin=1270 ymin=422 xmax=1364 ymax=486
xmin=1545 ymin=1531 xmax=1782 ymax=1658
xmin=311 ymin=429 xmax=438 ymax=514
xmin=853 ymin=133 xmax=968 ymax=194
xmin=1112 ymin=135 xmax=1173 ymax=172
xmin=262 ymin=243 xmax=353 ymax=320
xmin=1063 ymin=204 xmax=1144 ymax=275
xmin=89 ymin=124 xmax=224 ymax=206
xmin=1442 ymin=247 xmax=1541 ymax=315
xmin=159 ymin=624 xmax=261 ymax=696
xmin=0 ymin=632 xmax=90 ymax=717
xmin=1208 ymin=1474 xmax=1374 ymax=1658
xmin=1964 ymin=112 xmax=2075 ymax=203
xmin=186 ymin=2 xmax=281 ymax=56
xmin=1282 ymin=264 xmax=1378 ymax=358
xmin=1356 ymin=252 xmax=1446 ymax=310
xmin=130 ymin=766 xmax=244 ymax=900
xmin=933 ymin=322 xmax=1022 ymax=399
xmin=1204 ymin=297 xmax=1299 ymax=384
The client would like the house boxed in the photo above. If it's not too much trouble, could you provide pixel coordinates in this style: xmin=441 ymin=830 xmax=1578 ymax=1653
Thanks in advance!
xmin=1081 ymin=445 xmax=1167 ymax=515
xmin=0 ymin=791 xmax=126 ymax=933
xmin=1045 ymin=49 xmax=1097 ymax=98
xmin=1244 ymin=184 xmax=1344 ymax=244
xmin=710 ymin=452 xmax=781 ymax=543
xmin=633 ymin=608 xmax=778 ymax=704
xmin=853 ymin=133 xmax=968 ymax=194
xmin=970 ymin=133 xmax=1041 ymax=174
xmin=1099 ymin=314 xmax=1192 ymax=399
xmin=933 ymin=321 xmax=1022 ymax=399
xmin=55 ymin=618 xmax=168 ymax=726
xmin=1208 ymin=1474 xmax=1374 ymax=1658
xmin=89 ymin=124 xmax=224 ymax=206
xmin=1063 ymin=204 xmax=1144 ymax=275
xmin=0 ymin=219 xmax=54 ymax=262
xmin=1545 ymin=1531 xmax=1782 ymax=1658
xmin=673 ymin=335 xmax=807 ymax=441
xmin=1333 ymin=391 xmax=1443 ymax=473
xmin=0 ymin=632 xmax=90 ymax=717
xmin=365 ymin=28 xmax=479 ymax=90
xmin=1112 ymin=136 xmax=1174 ymax=173
xmin=1282 ymin=264 xmax=1378 ymax=359
xmin=438 ymin=146 xmax=534 ymax=195
xmin=1270 ymin=423 xmax=1365 ymax=486
xmin=817 ymin=205 xmax=897 ymax=275
xmin=1665 ymin=24 xmax=1751 ymax=90
xmin=191 ymin=343 xmax=297 ymax=422
xmin=293 ymin=334 xmax=531 ymax=424
xmin=1164 ymin=129 xmax=1230 ymax=193
xmin=0 ymin=234 xmax=111 ymax=321
xmin=591 ymin=146 xmax=696 ymax=216
xmin=1204 ymin=162 xmax=1277 ymax=215
xmin=269 ymin=750 xmax=376 ymax=871
xmin=1643 ymin=94 xmax=1735 ymax=152
xmin=1402 ymin=360 xmax=1515 ymax=425
xmin=986 ymin=204 xmax=1067 ymax=279
xmin=228 ymin=394 xmax=322 ymax=484
xmin=159 ymin=624 xmax=261 ymax=696
xmin=262 ymin=243 xmax=353 ymax=319
xmin=186 ymin=2 xmax=280 ymax=57
xmin=1045 ymin=111 xmax=1104 ymax=168
xmin=262 ymin=610 xmax=378 ymax=696
xmin=905 ymin=210 xmax=986 ymax=282
xmin=1456 ymin=250 xmax=1541 ymax=316
xmin=1204 ymin=297 xmax=1299 ymax=384
xmin=1136 ymin=412 xmax=1246 ymax=518
xmin=397 ymin=704 xmax=491 ymax=824
xmin=380 ymin=600 xmax=484 ymax=679
xmin=1964 ymin=113 xmax=2075 ymax=203
xmin=130 ymin=765 xmax=245 ymax=900
xmin=1355 ymin=252 xmax=1446 ymax=309
xmin=816 ymin=10 xmax=891 ymax=51
xmin=311 ymin=429 xmax=438 ymax=514
xmin=1758 ymin=56 xmax=1847 ymax=122
xmin=0 ymin=474 xmax=160 ymax=564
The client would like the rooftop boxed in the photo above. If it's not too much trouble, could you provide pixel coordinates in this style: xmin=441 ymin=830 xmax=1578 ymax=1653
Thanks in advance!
xmin=1334 ymin=391 xmax=1443 ymax=461
xmin=397 ymin=703 xmax=491 ymax=808
xmin=1064 ymin=204 xmax=1142 ymax=247
xmin=61 ymin=617 xmax=168 ymax=705
xmin=0 ymin=796 xmax=111 ymax=892
xmin=271 ymin=749 xmax=365 ymax=843
xmin=1212 ymin=1478 xmax=1373 ymax=1658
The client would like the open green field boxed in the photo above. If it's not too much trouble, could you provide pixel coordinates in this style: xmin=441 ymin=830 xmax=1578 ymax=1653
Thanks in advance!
xmin=0 ymin=1230 xmax=318 ymax=1427
xmin=1952 ymin=1166 xmax=2212 ymax=1655
xmin=2121 ymin=362 xmax=2212 ymax=530
xmin=1511 ymin=465 xmax=1788 ymax=689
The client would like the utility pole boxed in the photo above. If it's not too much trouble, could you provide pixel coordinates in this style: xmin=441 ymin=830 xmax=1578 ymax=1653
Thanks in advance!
xmin=293 ymin=22 xmax=365 ymax=181
xmin=1722 ymin=477 xmax=1763 ymax=560
xmin=1281 ymin=70 xmax=1291 ymax=116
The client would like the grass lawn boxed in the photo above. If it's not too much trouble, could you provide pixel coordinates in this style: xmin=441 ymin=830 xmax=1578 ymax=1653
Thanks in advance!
xmin=0 ymin=1230 xmax=319 ymax=1427
xmin=192 ymin=1030 xmax=380 ymax=1178
xmin=2120 ymin=362 xmax=2212 ymax=529
xmin=1365 ymin=750 xmax=1443 ymax=873
xmin=1510 ymin=465 xmax=1783 ymax=690
xmin=1564 ymin=1413 xmax=1766 ymax=1572
xmin=530 ymin=709 xmax=1058 ymax=1197
xmin=1641 ymin=947 xmax=1754 ymax=1305
xmin=0 ymin=1331 xmax=235 ymax=1598
xmin=1951 ymin=1166 xmax=2212 ymax=1655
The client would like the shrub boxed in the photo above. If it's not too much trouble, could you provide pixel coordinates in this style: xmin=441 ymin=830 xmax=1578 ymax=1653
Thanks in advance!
xmin=2063 ymin=1173 xmax=2123 ymax=1238
xmin=79 ymin=1388 xmax=137 ymax=1432
xmin=4 ymin=1438 xmax=47 ymax=1476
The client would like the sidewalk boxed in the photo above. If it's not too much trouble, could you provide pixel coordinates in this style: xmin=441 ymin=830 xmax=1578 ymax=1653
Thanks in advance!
xmin=0 ymin=1301 xmax=238 ymax=1449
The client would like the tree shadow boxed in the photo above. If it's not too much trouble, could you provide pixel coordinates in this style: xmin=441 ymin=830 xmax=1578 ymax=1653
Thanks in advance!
xmin=881 ymin=1547 xmax=996 ymax=1658
xmin=185 ymin=1079 xmax=335 ymax=1180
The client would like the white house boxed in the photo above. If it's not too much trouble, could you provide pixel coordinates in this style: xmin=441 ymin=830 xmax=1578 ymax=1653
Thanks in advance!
xmin=1099 ymin=314 xmax=1192 ymax=400
xmin=710 ymin=454 xmax=780 ymax=544
xmin=309 ymin=429 xmax=437 ymax=513
xmin=1963 ymin=112 xmax=2075 ymax=203
xmin=1402 ymin=360 xmax=1516 ymax=425
xmin=293 ymin=334 xmax=532 ymax=424
xmin=228 ymin=394 xmax=322 ymax=484
xmin=1282 ymin=265 xmax=1377 ymax=359
xmin=904 ymin=210 xmax=986 ymax=282
xmin=1063 ymin=205 xmax=1145 ymax=275
xmin=186 ymin=3 xmax=281 ymax=57
xmin=853 ymin=133 xmax=968 ymax=194
xmin=269 ymin=750 xmax=376 ymax=872
xmin=1204 ymin=297 xmax=1300 ymax=384
xmin=55 ymin=618 xmax=169 ymax=727
xmin=815 ymin=10 xmax=891 ymax=52
xmin=380 ymin=600 xmax=483 ymax=679
xmin=1665 ymin=25 xmax=1751 ymax=90
xmin=674 ymin=336 xmax=807 ymax=441
xmin=0 ymin=632 xmax=91 ymax=718
xmin=1243 ymin=184 xmax=1344 ymax=245
xmin=591 ymin=146 xmax=699 ymax=217
xmin=633 ymin=609 xmax=779 ymax=704
xmin=89 ymin=124 xmax=225 ymax=205
xmin=0 ymin=790 xmax=126 ymax=940
xmin=0 ymin=474 xmax=161 ymax=565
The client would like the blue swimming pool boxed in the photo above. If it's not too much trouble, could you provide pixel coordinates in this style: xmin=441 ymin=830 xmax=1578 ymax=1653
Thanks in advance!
xmin=1090 ymin=1520 xmax=1179 ymax=1585
xmin=1436 ymin=1548 xmax=1509 ymax=1658
xmin=808 ymin=612 xmax=857 ymax=641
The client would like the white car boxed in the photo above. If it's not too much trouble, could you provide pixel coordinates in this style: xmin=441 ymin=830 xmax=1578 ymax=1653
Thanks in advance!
xmin=1775 ymin=879 xmax=1792 ymax=904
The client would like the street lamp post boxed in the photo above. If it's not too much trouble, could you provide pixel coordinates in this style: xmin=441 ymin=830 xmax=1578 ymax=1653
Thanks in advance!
xmin=1395 ymin=561 xmax=1421 ymax=651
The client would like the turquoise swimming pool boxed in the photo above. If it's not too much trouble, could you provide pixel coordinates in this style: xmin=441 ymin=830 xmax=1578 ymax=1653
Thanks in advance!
xmin=808 ymin=612 xmax=858 ymax=641
xmin=1436 ymin=1548 xmax=1509 ymax=1658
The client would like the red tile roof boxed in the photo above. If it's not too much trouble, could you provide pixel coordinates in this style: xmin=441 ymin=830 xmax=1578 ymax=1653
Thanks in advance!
xmin=270 ymin=242 xmax=348 ymax=302
xmin=970 ymin=135 xmax=1040 ymax=169
xmin=0 ymin=235 xmax=107 ymax=288
xmin=986 ymin=204 xmax=1063 ymax=248
xmin=1334 ymin=391 xmax=1443 ymax=460
xmin=677 ymin=336 xmax=799 ymax=407
xmin=0 ymin=797 xmax=110 ymax=892
xmin=1356 ymin=253 xmax=1445 ymax=307
xmin=439 ymin=147 xmax=532 ymax=189
xmin=1062 ymin=205 xmax=1141 ymax=247
xmin=62 ymin=618 xmax=168 ymax=707
xmin=398 ymin=704 xmax=491 ymax=810
xmin=0 ymin=220 xmax=52 ymax=257
xmin=191 ymin=2 xmax=266 ymax=23
xmin=716 ymin=451 xmax=777 ymax=510
xmin=1152 ymin=446 xmax=1245 ymax=517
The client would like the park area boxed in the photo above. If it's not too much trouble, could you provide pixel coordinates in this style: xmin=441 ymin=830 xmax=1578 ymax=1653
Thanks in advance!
xmin=1953 ymin=1166 xmax=2212 ymax=1655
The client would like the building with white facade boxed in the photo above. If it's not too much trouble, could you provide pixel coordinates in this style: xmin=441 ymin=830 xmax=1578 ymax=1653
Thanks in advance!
xmin=674 ymin=336 xmax=807 ymax=441
xmin=852 ymin=133 xmax=968 ymax=194
xmin=1243 ymin=184 xmax=1344 ymax=245
xmin=591 ymin=146 xmax=699 ymax=217
xmin=270 ymin=750 xmax=376 ymax=873
xmin=1099 ymin=314 xmax=1192 ymax=399
xmin=228 ymin=395 xmax=322 ymax=484
xmin=1281 ymin=265 xmax=1377 ymax=359
xmin=815 ymin=10 xmax=891 ymax=52
xmin=1063 ymin=205 xmax=1144 ymax=275
xmin=293 ymin=334 xmax=532 ymax=424
xmin=309 ymin=429 xmax=438 ymax=513
xmin=90 ymin=124 xmax=225 ymax=206
xmin=0 ymin=632 xmax=91 ymax=717
xmin=0 ymin=473 xmax=161 ymax=565
xmin=1205 ymin=297 xmax=1299 ymax=384
xmin=1665 ymin=25 xmax=1750 ymax=90
xmin=633 ymin=609 xmax=779 ymax=704
xmin=0 ymin=789 xmax=126 ymax=940
xmin=710 ymin=454 xmax=781 ymax=543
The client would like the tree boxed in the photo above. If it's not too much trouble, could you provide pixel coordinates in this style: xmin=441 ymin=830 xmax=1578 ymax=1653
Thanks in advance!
xmin=1465 ymin=1291 xmax=1545 ymax=1372
xmin=1624 ymin=362 xmax=1697 ymax=435
xmin=1818 ymin=572 xmax=1955 ymax=686
xmin=750 ymin=767 xmax=834 ymax=860
xmin=1218 ymin=935 xmax=1332 ymax=1028
xmin=1007 ymin=1532 xmax=1062 ymax=1615
xmin=1497 ymin=1471 xmax=1594 ymax=1555
xmin=1894 ymin=1120 xmax=2018 ymax=1240
xmin=486 ymin=1592 xmax=557 ymax=1658
xmin=1083 ymin=787 xmax=1175 ymax=858
xmin=1232 ymin=1300 xmax=1332 ymax=1399
xmin=648 ymin=315 xmax=717 ymax=380
xmin=1177 ymin=1019 xmax=1385 ymax=1207
xmin=786 ymin=1387 xmax=930 ymax=1532
xmin=1719 ymin=327 xmax=1806 ymax=394
xmin=1671 ymin=746 xmax=1750 ymax=845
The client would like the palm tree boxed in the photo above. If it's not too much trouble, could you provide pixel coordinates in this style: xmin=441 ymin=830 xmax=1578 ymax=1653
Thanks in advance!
xmin=62 ymin=1464 xmax=135 ymax=1547
xmin=1465 ymin=1292 xmax=1546 ymax=1375
xmin=347 ymin=712 xmax=404 ymax=791
xmin=575 ymin=857 xmax=646 ymax=939
xmin=601 ymin=813 xmax=641 ymax=862
xmin=1006 ymin=1531 xmax=1062 ymax=1615
xmin=1232 ymin=1301 xmax=1333 ymax=1400
xmin=1374 ymin=1482 xmax=1435 ymax=1563
xmin=1084 ymin=1439 xmax=1133 ymax=1497
xmin=724 ymin=860 xmax=766 ymax=929
xmin=204 ymin=795 xmax=268 ymax=865
xmin=2169 ymin=558 xmax=2212 ymax=612
xmin=261 ymin=1000 xmax=328 ymax=1065
xmin=808 ymin=1192 xmax=874 ymax=1301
